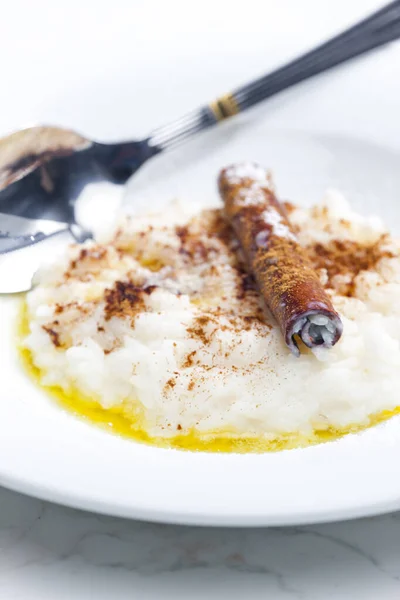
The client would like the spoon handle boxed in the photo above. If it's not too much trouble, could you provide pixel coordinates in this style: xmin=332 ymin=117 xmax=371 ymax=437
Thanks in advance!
xmin=148 ymin=0 xmax=400 ymax=152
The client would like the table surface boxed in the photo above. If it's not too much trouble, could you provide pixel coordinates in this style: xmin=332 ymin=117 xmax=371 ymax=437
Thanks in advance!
xmin=1 ymin=487 xmax=400 ymax=600
xmin=2 ymin=0 xmax=400 ymax=598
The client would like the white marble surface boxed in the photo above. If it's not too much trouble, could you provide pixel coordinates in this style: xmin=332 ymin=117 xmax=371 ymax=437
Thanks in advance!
xmin=0 ymin=486 xmax=399 ymax=599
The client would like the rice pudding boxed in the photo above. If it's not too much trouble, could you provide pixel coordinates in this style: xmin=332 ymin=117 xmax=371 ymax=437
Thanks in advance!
xmin=22 ymin=189 xmax=400 ymax=450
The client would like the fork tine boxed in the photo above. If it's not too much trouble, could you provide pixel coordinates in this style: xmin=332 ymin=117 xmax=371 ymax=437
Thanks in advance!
xmin=0 ymin=234 xmax=41 ymax=255
xmin=0 ymin=228 xmax=69 ymax=255
xmin=0 ymin=229 xmax=73 ymax=293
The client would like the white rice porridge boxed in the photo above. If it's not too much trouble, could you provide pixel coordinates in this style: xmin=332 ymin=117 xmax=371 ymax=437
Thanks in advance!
xmin=22 ymin=190 xmax=400 ymax=447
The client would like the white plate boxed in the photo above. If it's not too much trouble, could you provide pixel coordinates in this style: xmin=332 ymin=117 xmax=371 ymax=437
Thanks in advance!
xmin=2 ymin=127 xmax=400 ymax=526
xmin=1 ymin=0 xmax=400 ymax=526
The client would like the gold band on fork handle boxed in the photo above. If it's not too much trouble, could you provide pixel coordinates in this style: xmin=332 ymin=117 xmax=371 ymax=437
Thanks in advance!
xmin=209 ymin=93 xmax=240 ymax=122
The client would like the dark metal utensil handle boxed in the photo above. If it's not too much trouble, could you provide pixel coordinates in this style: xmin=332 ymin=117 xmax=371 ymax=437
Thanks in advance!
xmin=148 ymin=0 xmax=400 ymax=152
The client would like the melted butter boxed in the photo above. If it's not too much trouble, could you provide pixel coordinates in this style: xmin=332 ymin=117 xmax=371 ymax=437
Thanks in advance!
xmin=17 ymin=302 xmax=400 ymax=453
xmin=138 ymin=257 xmax=165 ymax=272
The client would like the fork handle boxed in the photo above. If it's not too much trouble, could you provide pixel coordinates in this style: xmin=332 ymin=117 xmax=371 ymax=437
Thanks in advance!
xmin=148 ymin=0 xmax=400 ymax=151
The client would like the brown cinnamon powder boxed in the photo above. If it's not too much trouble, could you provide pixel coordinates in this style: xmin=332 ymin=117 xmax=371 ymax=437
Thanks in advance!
xmin=307 ymin=236 xmax=393 ymax=296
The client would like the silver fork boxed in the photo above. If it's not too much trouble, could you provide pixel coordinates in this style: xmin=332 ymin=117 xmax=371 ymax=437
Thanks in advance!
xmin=1 ymin=0 xmax=400 ymax=291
